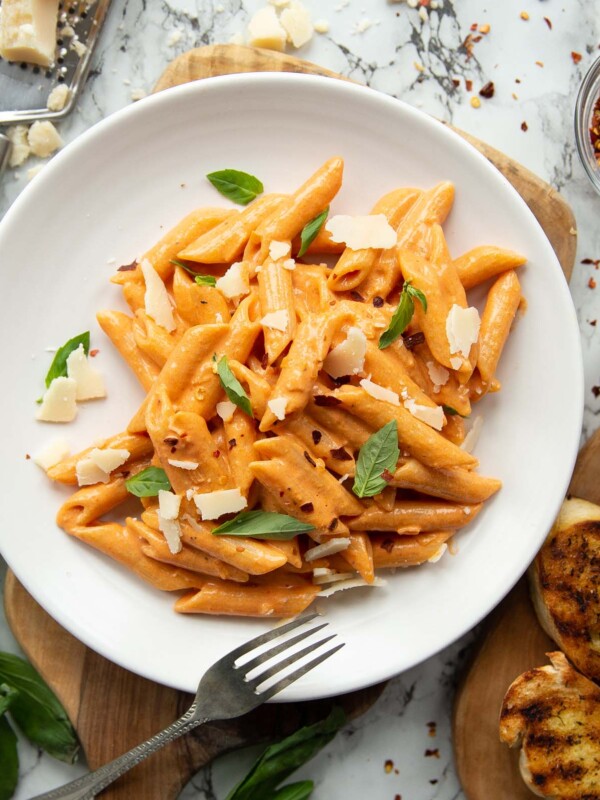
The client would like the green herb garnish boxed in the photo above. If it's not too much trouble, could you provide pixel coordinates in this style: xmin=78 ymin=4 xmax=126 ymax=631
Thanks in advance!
xmin=0 ymin=715 xmax=18 ymax=800
xmin=297 ymin=207 xmax=329 ymax=258
xmin=43 ymin=332 xmax=90 ymax=388
xmin=125 ymin=466 xmax=171 ymax=497
xmin=215 ymin=355 xmax=253 ymax=417
xmin=206 ymin=169 xmax=264 ymax=206
xmin=170 ymin=259 xmax=217 ymax=286
xmin=352 ymin=420 xmax=399 ymax=498
xmin=212 ymin=510 xmax=314 ymax=539
xmin=442 ymin=405 xmax=469 ymax=419
xmin=378 ymin=281 xmax=427 ymax=349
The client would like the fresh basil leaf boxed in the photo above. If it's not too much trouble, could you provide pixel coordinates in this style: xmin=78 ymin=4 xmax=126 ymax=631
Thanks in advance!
xmin=195 ymin=275 xmax=217 ymax=287
xmin=297 ymin=207 xmax=329 ymax=258
xmin=269 ymin=782 xmax=314 ymax=800
xmin=0 ymin=684 xmax=18 ymax=717
xmin=442 ymin=405 xmax=469 ymax=419
xmin=212 ymin=511 xmax=314 ymax=539
xmin=170 ymin=258 xmax=198 ymax=276
xmin=378 ymin=281 xmax=427 ymax=350
xmin=206 ymin=169 xmax=264 ymax=206
xmin=227 ymin=707 xmax=345 ymax=800
xmin=215 ymin=355 xmax=253 ymax=417
xmin=0 ymin=653 xmax=78 ymax=763
xmin=125 ymin=466 xmax=171 ymax=498
xmin=0 ymin=715 xmax=18 ymax=800
xmin=353 ymin=421 xmax=399 ymax=498
xmin=44 ymin=332 xmax=90 ymax=388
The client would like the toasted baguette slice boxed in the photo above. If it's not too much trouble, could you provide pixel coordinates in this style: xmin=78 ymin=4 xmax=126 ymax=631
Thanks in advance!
xmin=500 ymin=651 xmax=600 ymax=799
xmin=529 ymin=496 xmax=600 ymax=683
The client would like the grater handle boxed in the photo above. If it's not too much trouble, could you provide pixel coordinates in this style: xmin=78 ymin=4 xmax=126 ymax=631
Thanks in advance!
xmin=0 ymin=133 xmax=11 ymax=179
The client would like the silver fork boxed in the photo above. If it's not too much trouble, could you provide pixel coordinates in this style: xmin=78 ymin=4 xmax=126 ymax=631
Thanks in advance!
xmin=30 ymin=613 xmax=342 ymax=800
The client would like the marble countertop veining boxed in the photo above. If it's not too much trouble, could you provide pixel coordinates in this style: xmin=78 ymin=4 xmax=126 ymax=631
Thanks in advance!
xmin=1 ymin=0 xmax=599 ymax=798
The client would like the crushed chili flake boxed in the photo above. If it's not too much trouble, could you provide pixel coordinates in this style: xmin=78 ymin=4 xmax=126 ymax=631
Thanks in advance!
xmin=520 ymin=11 xmax=529 ymax=20
xmin=589 ymin=92 xmax=600 ymax=164
xmin=465 ymin=78 xmax=473 ymax=91
xmin=381 ymin=538 xmax=395 ymax=553
xmin=332 ymin=375 xmax=351 ymax=386
xmin=402 ymin=331 xmax=425 ymax=349
xmin=163 ymin=436 xmax=179 ymax=445
xmin=328 ymin=518 xmax=339 ymax=531
xmin=425 ymin=748 xmax=440 ymax=758
xmin=313 ymin=395 xmax=341 ymax=407
xmin=373 ymin=296 xmax=384 ymax=308
xmin=572 ymin=51 xmax=582 ymax=64
xmin=213 ymin=449 xmax=220 ymax=458
xmin=382 ymin=468 xmax=394 ymax=482
xmin=479 ymin=23 xmax=490 ymax=34
xmin=521 ymin=121 xmax=528 ymax=132
xmin=472 ymin=35 xmax=482 ymax=43
xmin=543 ymin=16 xmax=552 ymax=29
xmin=535 ymin=60 xmax=544 ymax=67
xmin=89 ymin=348 xmax=100 ymax=357
xmin=331 ymin=447 xmax=352 ymax=461
xmin=589 ymin=277 xmax=597 ymax=289
xmin=300 ymin=502 xmax=314 ymax=513
xmin=469 ymin=22 xmax=477 ymax=31
xmin=25 ymin=453 xmax=31 ymax=460
xmin=350 ymin=291 xmax=364 ymax=302
xmin=427 ymin=721 xmax=437 ymax=737
xmin=260 ymin=352 xmax=269 ymax=370
xmin=228 ymin=438 xmax=237 ymax=449
xmin=430 ymin=779 xmax=439 ymax=785
xmin=419 ymin=0 xmax=429 ymax=6
xmin=479 ymin=81 xmax=495 ymax=98
xmin=461 ymin=34 xmax=474 ymax=59
xmin=515 ymin=78 xmax=521 ymax=83
xmin=452 ymin=78 xmax=460 ymax=88
xmin=592 ymin=386 xmax=600 ymax=398
xmin=384 ymin=759 xmax=394 ymax=773
xmin=311 ymin=430 xmax=323 ymax=445
xmin=395 ymin=796 xmax=402 ymax=800
xmin=304 ymin=451 xmax=317 ymax=467
xmin=590 ymin=320 xmax=598 ymax=326
xmin=117 ymin=259 xmax=137 ymax=272
xmin=581 ymin=258 xmax=600 ymax=266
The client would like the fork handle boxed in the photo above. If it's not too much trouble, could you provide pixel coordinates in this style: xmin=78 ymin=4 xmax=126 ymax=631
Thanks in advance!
xmin=29 ymin=705 xmax=205 ymax=800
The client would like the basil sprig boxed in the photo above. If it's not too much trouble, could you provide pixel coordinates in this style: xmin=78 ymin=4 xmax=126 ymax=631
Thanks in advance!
xmin=212 ymin=510 xmax=314 ymax=539
xmin=43 ymin=331 xmax=90 ymax=388
xmin=297 ymin=207 xmax=329 ymax=258
xmin=206 ymin=169 xmax=264 ymax=206
xmin=125 ymin=466 xmax=171 ymax=497
xmin=0 ymin=715 xmax=18 ymax=800
xmin=378 ymin=281 xmax=427 ymax=349
xmin=215 ymin=355 xmax=253 ymax=417
xmin=170 ymin=259 xmax=217 ymax=286
xmin=352 ymin=420 xmax=399 ymax=498
xmin=227 ymin=707 xmax=345 ymax=800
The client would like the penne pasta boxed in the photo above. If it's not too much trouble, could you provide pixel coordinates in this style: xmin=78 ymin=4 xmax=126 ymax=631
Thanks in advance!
xmin=477 ymin=270 xmax=522 ymax=384
xmin=454 ymin=245 xmax=526 ymax=290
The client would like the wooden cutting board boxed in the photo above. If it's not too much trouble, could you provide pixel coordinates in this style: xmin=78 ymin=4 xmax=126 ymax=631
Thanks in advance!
xmin=3 ymin=45 xmax=578 ymax=799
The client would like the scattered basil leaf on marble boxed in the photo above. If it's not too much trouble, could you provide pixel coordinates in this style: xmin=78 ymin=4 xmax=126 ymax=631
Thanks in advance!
xmin=0 ymin=715 xmax=18 ymax=800
xmin=269 ymin=782 xmax=315 ymax=800
xmin=297 ymin=207 xmax=329 ymax=258
xmin=379 ymin=281 xmax=427 ymax=349
xmin=353 ymin=420 xmax=399 ymax=498
xmin=125 ymin=466 xmax=172 ymax=497
xmin=212 ymin=511 xmax=314 ymax=539
xmin=227 ymin=707 xmax=345 ymax=800
xmin=0 ymin=653 xmax=78 ymax=763
xmin=44 ymin=331 xmax=90 ymax=388
xmin=0 ymin=684 xmax=18 ymax=717
xmin=215 ymin=355 xmax=253 ymax=417
xmin=206 ymin=169 xmax=264 ymax=206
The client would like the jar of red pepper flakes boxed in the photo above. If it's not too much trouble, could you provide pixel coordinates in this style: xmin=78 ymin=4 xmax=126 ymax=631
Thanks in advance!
xmin=575 ymin=55 xmax=600 ymax=193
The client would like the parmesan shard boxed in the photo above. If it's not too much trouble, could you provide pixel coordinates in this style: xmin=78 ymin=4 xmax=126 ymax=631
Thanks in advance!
xmin=193 ymin=488 xmax=247 ymax=520
xmin=260 ymin=309 xmax=289 ymax=332
xmin=158 ymin=516 xmax=182 ymax=554
xmin=216 ymin=400 xmax=237 ymax=422
xmin=215 ymin=262 xmax=250 ymax=299
xmin=449 ymin=356 xmax=463 ymax=370
xmin=426 ymin=361 xmax=450 ymax=390
xmin=319 ymin=576 xmax=386 ymax=597
xmin=36 ymin=377 xmax=77 ymax=423
xmin=325 ymin=214 xmax=397 ymax=250
xmin=158 ymin=490 xmax=181 ymax=521
xmin=7 ymin=125 xmax=30 ymax=167
xmin=403 ymin=399 xmax=445 ymax=431
xmin=304 ymin=538 xmax=351 ymax=562
xmin=446 ymin=304 xmax=481 ymax=359
xmin=140 ymin=258 xmax=176 ymax=332
xmin=247 ymin=6 xmax=286 ymax=51
xmin=282 ymin=258 xmax=296 ymax=271
xmin=267 ymin=397 xmax=288 ymax=421
xmin=47 ymin=84 xmax=70 ymax=112
xmin=428 ymin=543 xmax=448 ymax=563
xmin=280 ymin=0 xmax=314 ymax=48
xmin=75 ymin=459 xmax=109 ymax=486
xmin=27 ymin=121 xmax=62 ymax=158
xmin=324 ymin=326 xmax=367 ymax=378
xmin=167 ymin=459 xmax=199 ymax=470
xmin=359 ymin=378 xmax=400 ymax=406
xmin=268 ymin=240 xmax=291 ymax=260
xmin=0 ymin=0 xmax=59 ymax=67
xmin=461 ymin=416 xmax=483 ymax=453
xmin=75 ymin=447 xmax=130 ymax=486
xmin=33 ymin=437 xmax=70 ymax=471
xmin=66 ymin=344 xmax=106 ymax=401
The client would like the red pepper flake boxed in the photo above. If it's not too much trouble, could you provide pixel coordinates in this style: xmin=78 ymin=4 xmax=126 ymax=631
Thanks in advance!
xmin=521 ymin=121 xmax=528 ymax=132
xmin=452 ymin=78 xmax=460 ymax=88
xmin=228 ymin=438 xmax=237 ymax=449
xmin=469 ymin=22 xmax=477 ymax=31
xmin=419 ymin=0 xmax=429 ymax=5
xmin=300 ymin=502 xmax=314 ymax=513
xmin=590 ymin=320 xmax=597 ymax=327
xmin=572 ymin=51 xmax=582 ymax=64
xmin=328 ymin=517 xmax=339 ymax=531
xmin=581 ymin=258 xmax=600 ymax=265
xmin=425 ymin=748 xmax=440 ymax=758
xmin=304 ymin=451 xmax=317 ymax=467
xmin=117 ymin=259 xmax=137 ymax=272
xmin=543 ymin=16 xmax=552 ymax=29
xmin=430 ymin=779 xmax=439 ymax=785
xmin=479 ymin=81 xmax=495 ymax=98
xmin=461 ymin=34 xmax=474 ymax=60
xmin=373 ymin=295 xmax=384 ymax=308
xmin=592 ymin=386 xmax=600 ymax=398
xmin=589 ymin=277 xmax=597 ymax=289
xmin=402 ymin=332 xmax=425 ymax=349
xmin=472 ymin=35 xmax=482 ymax=43
xmin=163 ymin=436 xmax=179 ymax=446
xmin=427 ymin=721 xmax=437 ymax=737
xmin=465 ymin=78 xmax=473 ymax=91
xmin=313 ymin=395 xmax=341 ymax=407
xmin=331 ymin=447 xmax=352 ymax=461
xmin=311 ymin=430 xmax=323 ymax=445
xmin=515 ymin=78 xmax=521 ymax=83
xmin=25 ymin=453 xmax=31 ymax=460
xmin=89 ymin=348 xmax=99 ymax=357
xmin=395 ymin=796 xmax=402 ymax=800
xmin=350 ymin=291 xmax=364 ymax=302
xmin=382 ymin=468 xmax=394 ymax=482
xmin=213 ymin=449 xmax=221 ymax=458
xmin=384 ymin=759 xmax=394 ymax=773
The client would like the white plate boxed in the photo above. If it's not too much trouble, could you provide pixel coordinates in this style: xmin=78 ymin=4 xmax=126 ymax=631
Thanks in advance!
xmin=0 ymin=74 xmax=583 ymax=700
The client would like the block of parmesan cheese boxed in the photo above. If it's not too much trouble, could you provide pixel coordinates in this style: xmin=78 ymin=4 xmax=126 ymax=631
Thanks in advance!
xmin=0 ymin=0 xmax=59 ymax=67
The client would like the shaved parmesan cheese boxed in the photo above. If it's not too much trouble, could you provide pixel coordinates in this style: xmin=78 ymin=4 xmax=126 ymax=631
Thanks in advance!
xmin=158 ymin=490 xmax=181 ymax=521
xmin=215 ymin=262 xmax=249 ymax=299
xmin=260 ymin=309 xmax=289 ymax=331
xmin=313 ymin=570 xmax=355 ymax=585
xmin=446 ymin=304 xmax=480 ymax=359
xmin=449 ymin=356 xmax=463 ymax=370
xmin=66 ymin=344 xmax=106 ymax=400
xmin=312 ymin=567 xmax=334 ymax=578
xmin=426 ymin=361 xmax=449 ymax=390
xmin=168 ymin=459 xmax=199 ymax=470
xmin=140 ymin=258 xmax=176 ymax=332
xmin=247 ymin=6 xmax=286 ymax=51
xmin=33 ymin=437 xmax=70 ymax=471
xmin=36 ymin=377 xmax=77 ymax=422
xmin=186 ymin=489 xmax=195 ymax=501
xmin=403 ymin=399 xmax=444 ymax=430
xmin=158 ymin=516 xmax=182 ymax=554
xmin=267 ymin=397 xmax=288 ymax=421
xmin=359 ymin=378 xmax=400 ymax=406
xmin=324 ymin=326 xmax=367 ymax=378
xmin=47 ymin=83 xmax=70 ymax=112
xmin=319 ymin=576 xmax=386 ymax=597
xmin=216 ymin=400 xmax=237 ymax=422
xmin=282 ymin=258 xmax=296 ymax=271
xmin=89 ymin=447 xmax=129 ymax=473
xmin=325 ymin=214 xmax=396 ymax=250
xmin=428 ymin=543 xmax=447 ymax=563
xmin=268 ymin=240 xmax=291 ymax=260
xmin=280 ymin=1 xmax=313 ymax=48
xmin=75 ymin=459 xmax=108 ymax=486
xmin=461 ymin=416 xmax=483 ymax=453
xmin=304 ymin=537 xmax=351 ymax=562
xmin=0 ymin=0 xmax=59 ymax=67
xmin=193 ymin=488 xmax=247 ymax=520
xmin=28 ymin=120 xmax=62 ymax=158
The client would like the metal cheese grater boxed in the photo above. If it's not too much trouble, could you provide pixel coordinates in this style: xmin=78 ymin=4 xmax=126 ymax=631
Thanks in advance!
xmin=0 ymin=0 xmax=112 ymax=175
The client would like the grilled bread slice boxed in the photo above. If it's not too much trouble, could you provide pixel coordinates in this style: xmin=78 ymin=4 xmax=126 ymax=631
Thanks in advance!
xmin=500 ymin=651 xmax=600 ymax=799
xmin=529 ymin=496 xmax=600 ymax=683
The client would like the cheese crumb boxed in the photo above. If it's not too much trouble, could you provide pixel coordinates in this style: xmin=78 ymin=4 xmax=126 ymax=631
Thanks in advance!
xmin=47 ymin=84 xmax=70 ymax=112
xmin=75 ymin=447 xmax=129 ymax=485
xmin=28 ymin=120 xmax=62 ymax=158
xmin=359 ymin=378 xmax=400 ymax=406
xmin=193 ymin=488 xmax=247 ymax=520
xmin=351 ymin=17 xmax=380 ymax=35
xmin=280 ymin=0 xmax=313 ymax=48
xmin=215 ymin=261 xmax=250 ymax=299
xmin=70 ymin=38 xmax=87 ymax=57
xmin=158 ymin=489 xmax=181 ymax=520
xmin=158 ymin=516 xmax=182 ymax=554
xmin=7 ymin=125 xmax=31 ymax=167
xmin=66 ymin=344 xmax=106 ymax=401
xmin=140 ymin=258 xmax=176 ymax=332
xmin=426 ymin=361 xmax=450 ymax=391
xmin=325 ymin=215 xmax=396 ymax=250
xmin=267 ymin=397 xmax=288 ymax=421
xmin=261 ymin=309 xmax=289 ymax=331
xmin=282 ymin=258 xmax=296 ymax=271
xmin=131 ymin=88 xmax=147 ymax=102
xmin=27 ymin=164 xmax=44 ymax=181
xmin=446 ymin=305 xmax=481 ymax=358
xmin=324 ymin=326 xmax=367 ymax=378
xmin=36 ymin=377 xmax=77 ymax=423
xmin=403 ymin=398 xmax=445 ymax=430
xmin=269 ymin=240 xmax=291 ymax=260
xmin=428 ymin=543 xmax=447 ymax=563
xmin=166 ymin=29 xmax=183 ymax=46
xmin=449 ymin=356 xmax=462 ymax=370
xmin=314 ymin=18 xmax=329 ymax=33
xmin=247 ymin=6 xmax=286 ymax=51
xmin=33 ymin=438 xmax=70 ymax=471
xmin=168 ymin=459 xmax=199 ymax=470
xmin=216 ymin=400 xmax=237 ymax=422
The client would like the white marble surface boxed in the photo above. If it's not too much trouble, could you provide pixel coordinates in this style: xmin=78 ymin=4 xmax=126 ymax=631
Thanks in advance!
xmin=1 ymin=0 xmax=599 ymax=797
